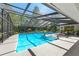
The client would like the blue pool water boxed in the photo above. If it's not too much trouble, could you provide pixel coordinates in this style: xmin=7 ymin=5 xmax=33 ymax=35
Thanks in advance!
xmin=16 ymin=32 xmax=57 ymax=52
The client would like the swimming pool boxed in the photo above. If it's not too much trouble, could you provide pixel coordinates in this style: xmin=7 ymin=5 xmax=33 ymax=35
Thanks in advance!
xmin=16 ymin=32 xmax=57 ymax=52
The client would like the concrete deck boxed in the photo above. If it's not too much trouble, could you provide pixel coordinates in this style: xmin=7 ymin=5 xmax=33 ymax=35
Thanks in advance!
xmin=0 ymin=34 xmax=31 ymax=56
xmin=51 ymin=40 xmax=74 ymax=50
xmin=0 ymin=34 xmax=79 ymax=56
xmin=64 ymin=40 xmax=79 ymax=56
xmin=59 ymin=37 xmax=78 ymax=43
xmin=31 ymin=43 xmax=67 ymax=56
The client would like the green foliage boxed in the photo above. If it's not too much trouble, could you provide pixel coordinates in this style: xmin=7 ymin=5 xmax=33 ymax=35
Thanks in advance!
xmin=49 ymin=25 xmax=58 ymax=32
xmin=9 ymin=13 xmax=59 ymax=33
xmin=9 ymin=13 xmax=30 ymax=26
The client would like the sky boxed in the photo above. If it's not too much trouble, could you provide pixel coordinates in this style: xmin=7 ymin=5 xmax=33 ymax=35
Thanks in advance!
xmin=10 ymin=3 xmax=56 ymax=15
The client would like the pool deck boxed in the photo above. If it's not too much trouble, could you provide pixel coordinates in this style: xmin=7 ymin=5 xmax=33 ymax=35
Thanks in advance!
xmin=0 ymin=34 xmax=79 ymax=56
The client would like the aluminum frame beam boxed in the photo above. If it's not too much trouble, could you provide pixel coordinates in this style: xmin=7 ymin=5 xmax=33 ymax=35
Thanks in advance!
xmin=43 ymin=3 xmax=78 ymax=24
xmin=2 ymin=3 xmax=78 ymax=27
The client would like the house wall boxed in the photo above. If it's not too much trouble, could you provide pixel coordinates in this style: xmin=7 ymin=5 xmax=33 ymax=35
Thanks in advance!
xmin=53 ymin=3 xmax=79 ymax=23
